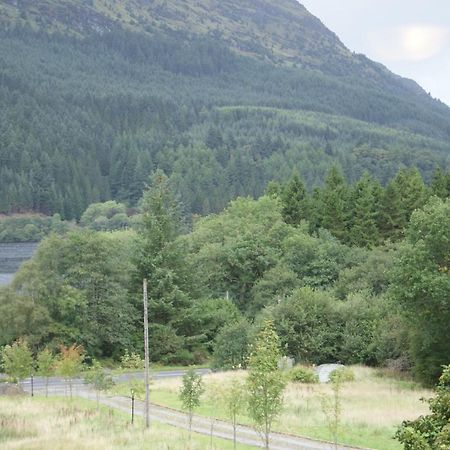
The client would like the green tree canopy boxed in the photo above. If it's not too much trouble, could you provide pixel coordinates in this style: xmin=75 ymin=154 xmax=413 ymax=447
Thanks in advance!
xmin=390 ymin=197 xmax=450 ymax=384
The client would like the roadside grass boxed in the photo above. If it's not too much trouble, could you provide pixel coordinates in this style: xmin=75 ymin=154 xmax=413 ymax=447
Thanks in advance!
xmin=111 ymin=366 xmax=431 ymax=450
xmin=0 ymin=396 xmax=256 ymax=449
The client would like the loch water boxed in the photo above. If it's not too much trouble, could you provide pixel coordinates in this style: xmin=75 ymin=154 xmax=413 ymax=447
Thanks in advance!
xmin=0 ymin=242 xmax=38 ymax=286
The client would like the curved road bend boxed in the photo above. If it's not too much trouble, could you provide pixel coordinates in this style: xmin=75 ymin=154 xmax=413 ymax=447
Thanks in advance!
xmin=20 ymin=370 xmax=365 ymax=450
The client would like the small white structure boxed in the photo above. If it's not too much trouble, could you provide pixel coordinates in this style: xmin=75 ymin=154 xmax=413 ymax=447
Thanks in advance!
xmin=315 ymin=363 xmax=345 ymax=383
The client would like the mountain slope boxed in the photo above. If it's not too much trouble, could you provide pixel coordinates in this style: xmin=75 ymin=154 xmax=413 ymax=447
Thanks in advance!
xmin=1 ymin=0 xmax=352 ymax=68
xmin=0 ymin=0 xmax=449 ymax=218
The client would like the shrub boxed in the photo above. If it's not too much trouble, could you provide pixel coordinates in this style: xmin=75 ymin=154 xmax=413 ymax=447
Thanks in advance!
xmin=163 ymin=349 xmax=195 ymax=366
xmin=289 ymin=366 xmax=319 ymax=384
xmin=213 ymin=320 xmax=251 ymax=370
xmin=396 ymin=364 xmax=450 ymax=449
xmin=329 ymin=367 xmax=355 ymax=383
xmin=120 ymin=350 xmax=144 ymax=370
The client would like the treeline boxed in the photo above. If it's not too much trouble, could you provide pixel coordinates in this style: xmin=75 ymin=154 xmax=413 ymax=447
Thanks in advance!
xmin=0 ymin=214 xmax=71 ymax=243
xmin=3 ymin=165 xmax=450 ymax=245
xmin=272 ymin=166 xmax=450 ymax=248
xmin=0 ymin=201 xmax=136 ymax=242
xmin=1 ymin=171 xmax=449 ymax=385
xmin=1 ymin=26 xmax=450 ymax=218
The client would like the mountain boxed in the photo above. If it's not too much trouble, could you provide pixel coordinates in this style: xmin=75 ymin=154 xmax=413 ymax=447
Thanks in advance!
xmin=1 ymin=0 xmax=449 ymax=218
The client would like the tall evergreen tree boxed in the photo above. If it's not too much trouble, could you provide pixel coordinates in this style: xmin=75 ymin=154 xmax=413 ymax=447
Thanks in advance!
xmin=431 ymin=167 xmax=450 ymax=199
xmin=378 ymin=180 xmax=405 ymax=241
xmin=350 ymin=173 xmax=379 ymax=248
xmin=281 ymin=173 xmax=308 ymax=226
xmin=321 ymin=167 xmax=348 ymax=241
xmin=393 ymin=168 xmax=428 ymax=223
xmin=134 ymin=171 xmax=191 ymax=352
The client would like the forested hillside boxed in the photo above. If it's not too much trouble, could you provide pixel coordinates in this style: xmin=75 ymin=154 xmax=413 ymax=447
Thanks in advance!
xmin=1 ymin=0 xmax=450 ymax=218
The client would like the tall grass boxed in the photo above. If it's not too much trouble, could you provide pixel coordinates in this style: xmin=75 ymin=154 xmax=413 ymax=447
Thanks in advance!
xmin=0 ymin=397 xmax=254 ymax=449
xmin=114 ymin=366 xmax=431 ymax=450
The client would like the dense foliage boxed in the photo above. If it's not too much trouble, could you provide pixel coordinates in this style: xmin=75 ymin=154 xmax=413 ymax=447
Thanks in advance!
xmin=396 ymin=365 xmax=450 ymax=448
xmin=1 ymin=12 xmax=450 ymax=219
xmin=390 ymin=198 xmax=450 ymax=384
xmin=0 ymin=214 xmax=72 ymax=243
xmin=1 ymin=167 xmax=449 ymax=384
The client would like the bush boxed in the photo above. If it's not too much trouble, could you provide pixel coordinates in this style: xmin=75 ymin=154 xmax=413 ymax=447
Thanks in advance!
xmin=289 ymin=366 xmax=319 ymax=384
xmin=329 ymin=367 xmax=355 ymax=383
xmin=213 ymin=320 xmax=251 ymax=370
xmin=163 ymin=349 xmax=195 ymax=366
xmin=385 ymin=356 xmax=411 ymax=373
xmin=149 ymin=324 xmax=184 ymax=362
xmin=396 ymin=364 xmax=450 ymax=449
xmin=120 ymin=350 xmax=144 ymax=370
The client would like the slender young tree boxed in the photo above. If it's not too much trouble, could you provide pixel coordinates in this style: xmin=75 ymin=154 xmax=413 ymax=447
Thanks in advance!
xmin=84 ymin=359 xmax=113 ymax=407
xmin=222 ymin=377 xmax=247 ymax=450
xmin=247 ymin=320 xmax=286 ymax=450
xmin=1 ymin=338 xmax=34 ymax=384
xmin=57 ymin=344 xmax=84 ymax=399
xmin=36 ymin=348 xmax=55 ymax=397
xmin=321 ymin=370 xmax=344 ymax=449
xmin=179 ymin=368 xmax=204 ymax=435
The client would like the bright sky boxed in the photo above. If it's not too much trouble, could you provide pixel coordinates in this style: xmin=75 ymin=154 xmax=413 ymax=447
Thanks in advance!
xmin=300 ymin=0 xmax=450 ymax=106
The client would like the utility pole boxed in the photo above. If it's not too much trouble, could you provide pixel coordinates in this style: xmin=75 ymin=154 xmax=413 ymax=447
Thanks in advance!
xmin=143 ymin=278 xmax=150 ymax=429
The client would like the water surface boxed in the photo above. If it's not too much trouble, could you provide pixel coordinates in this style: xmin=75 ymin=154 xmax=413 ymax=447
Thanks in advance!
xmin=0 ymin=242 xmax=38 ymax=286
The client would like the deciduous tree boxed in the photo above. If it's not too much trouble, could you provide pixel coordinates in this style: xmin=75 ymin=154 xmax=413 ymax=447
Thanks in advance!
xmin=247 ymin=320 xmax=286 ymax=450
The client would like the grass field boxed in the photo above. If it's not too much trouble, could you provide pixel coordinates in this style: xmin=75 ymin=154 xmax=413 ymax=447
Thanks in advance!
xmin=112 ymin=366 xmax=431 ymax=450
xmin=0 ymin=396 xmax=256 ymax=449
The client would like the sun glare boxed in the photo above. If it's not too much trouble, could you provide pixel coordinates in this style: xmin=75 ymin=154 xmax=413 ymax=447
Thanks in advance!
xmin=401 ymin=25 xmax=449 ymax=60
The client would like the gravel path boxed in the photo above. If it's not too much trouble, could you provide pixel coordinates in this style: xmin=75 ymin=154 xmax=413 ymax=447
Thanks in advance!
xmin=22 ymin=380 xmax=366 ymax=450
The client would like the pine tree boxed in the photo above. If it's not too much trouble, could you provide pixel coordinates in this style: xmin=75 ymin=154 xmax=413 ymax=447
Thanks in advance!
xmin=321 ymin=167 xmax=348 ymax=241
xmin=431 ymin=167 xmax=450 ymax=199
xmin=134 ymin=171 xmax=191 ymax=325
xmin=350 ymin=174 xmax=379 ymax=248
xmin=378 ymin=181 xmax=405 ymax=241
xmin=281 ymin=173 xmax=309 ymax=226
xmin=394 ymin=168 xmax=428 ymax=223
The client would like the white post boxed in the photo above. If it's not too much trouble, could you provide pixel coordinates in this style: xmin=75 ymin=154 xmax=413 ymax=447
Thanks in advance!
xmin=143 ymin=278 xmax=150 ymax=428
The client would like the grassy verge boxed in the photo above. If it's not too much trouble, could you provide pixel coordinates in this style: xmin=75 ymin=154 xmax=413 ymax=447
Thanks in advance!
xmin=0 ymin=396 xmax=255 ymax=449
xmin=110 ymin=366 xmax=431 ymax=450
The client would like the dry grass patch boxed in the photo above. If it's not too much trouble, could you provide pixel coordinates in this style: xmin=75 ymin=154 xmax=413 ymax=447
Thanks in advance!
xmin=121 ymin=366 xmax=431 ymax=450
xmin=0 ymin=396 xmax=254 ymax=449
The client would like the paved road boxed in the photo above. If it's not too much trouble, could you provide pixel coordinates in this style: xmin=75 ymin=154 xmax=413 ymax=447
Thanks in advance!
xmin=18 ymin=370 xmax=365 ymax=450
xmin=19 ymin=368 xmax=212 ymax=390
